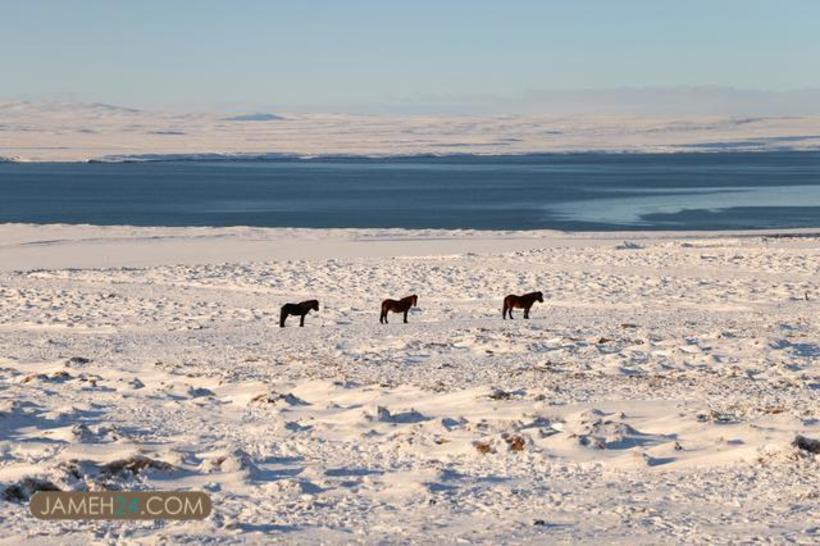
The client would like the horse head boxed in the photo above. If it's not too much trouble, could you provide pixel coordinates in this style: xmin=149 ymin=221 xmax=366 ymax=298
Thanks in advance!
xmin=536 ymin=291 xmax=544 ymax=302
xmin=411 ymin=295 xmax=418 ymax=307
xmin=311 ymin=300 xmax=320 ymax=311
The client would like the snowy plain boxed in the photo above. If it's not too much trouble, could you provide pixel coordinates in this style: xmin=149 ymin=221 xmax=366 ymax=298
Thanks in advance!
xmin=0 ymin=224 xmax=817 ymax=544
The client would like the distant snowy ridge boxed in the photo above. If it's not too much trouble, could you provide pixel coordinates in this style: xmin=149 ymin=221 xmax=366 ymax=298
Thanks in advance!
xmin=3 ymin=100 xmax=820 ymax=162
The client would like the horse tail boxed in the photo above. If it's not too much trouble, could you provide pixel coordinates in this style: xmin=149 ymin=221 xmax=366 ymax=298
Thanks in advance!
xmin=279 ymin=306 xmax=287 ymax=328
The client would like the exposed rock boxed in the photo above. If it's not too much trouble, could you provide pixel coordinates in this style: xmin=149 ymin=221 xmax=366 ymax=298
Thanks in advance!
xmin=100 ymin=455 xmax=176 ymax=477
xmin=250 ymin=391 xmax=308 ymax=406
xmin=3 ymin=477 xmax=60 ymax=503
xmin=793 ymin=435 xmax=820 ymax=454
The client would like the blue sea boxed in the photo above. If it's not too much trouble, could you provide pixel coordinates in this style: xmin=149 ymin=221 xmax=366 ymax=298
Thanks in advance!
xmin=1 ymin=152 xmax=819 ymax=231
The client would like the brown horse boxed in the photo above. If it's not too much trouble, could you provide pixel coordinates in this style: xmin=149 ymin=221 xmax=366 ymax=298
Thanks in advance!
xmin=502 ymin=291 xmax=543 ymax=320
xmin=280 ymin=299 xmax=319 ymax=327
xmin=380 ymin=295 xmax=418 ymax=324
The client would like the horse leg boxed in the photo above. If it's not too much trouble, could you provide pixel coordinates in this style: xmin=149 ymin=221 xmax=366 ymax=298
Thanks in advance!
xmin=299 ymin=314 xmax=305 ymax=327
xmin=502 ymin=304 xmax=507 ymax=319
xmin=280 ymin=309 xmax=287 ymax=328
xmin=380 ymin=310 xmax=387 ymax=324
xmin=524 ymin=306 xmax=530 ymax=319
xmin=403 ymin=309 xmax=408 ymax=323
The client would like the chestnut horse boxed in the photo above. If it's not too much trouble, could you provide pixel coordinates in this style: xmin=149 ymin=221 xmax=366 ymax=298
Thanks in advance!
xmin=380 ymin=295 xmax=418 ymax=324
xmin=502 ymin=291 xmax=543 ymax=320
xmin=280 ymin=299 xmax=319 ymax=327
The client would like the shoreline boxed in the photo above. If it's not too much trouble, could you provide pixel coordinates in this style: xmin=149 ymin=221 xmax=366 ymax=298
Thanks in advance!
xmin=3 ymin=148 xmax=820 ymax=164
xmin=2 ymin=222 xmax=819 ymax=271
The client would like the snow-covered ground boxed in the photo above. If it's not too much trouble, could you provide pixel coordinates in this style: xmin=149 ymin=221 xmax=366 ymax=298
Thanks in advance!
xmin=0 ymin=224 xmax=818 ymax=544
xmin=3 ymin=101 xmax=820 ymax=162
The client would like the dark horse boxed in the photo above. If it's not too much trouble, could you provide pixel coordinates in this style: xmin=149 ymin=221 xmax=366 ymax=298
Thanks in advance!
xmin=280 ymin=299 xmax=319 ymax=327
xmin=380 ymin=295 xmax=418 ymax=324
xmin=502 ymin=291 xmax=543 ymax=320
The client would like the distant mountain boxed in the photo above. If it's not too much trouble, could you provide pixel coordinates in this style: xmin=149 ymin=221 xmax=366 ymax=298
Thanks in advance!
xmin=86 ymin=102 xmax=142 ymax=113
xmin=222 ymin=113 xmax=284 ymax=121
xmin=0 ymin=100 xmax=142 ymax=115
xmin=352 ymin=86 xmax=820 ymax=116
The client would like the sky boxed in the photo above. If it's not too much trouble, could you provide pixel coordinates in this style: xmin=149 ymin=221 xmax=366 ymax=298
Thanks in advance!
xmin=3 ymin=1 xmax=820 ymax=114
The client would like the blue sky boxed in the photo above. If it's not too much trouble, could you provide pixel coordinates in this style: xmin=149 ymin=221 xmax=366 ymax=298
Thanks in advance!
xmin=3 ymin=1 xmax=820 ymax=112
